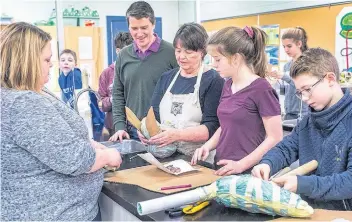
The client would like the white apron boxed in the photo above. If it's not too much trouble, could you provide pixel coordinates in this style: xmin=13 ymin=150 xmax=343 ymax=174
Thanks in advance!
xmin=159 ymin=65 xmax=206 ymax=157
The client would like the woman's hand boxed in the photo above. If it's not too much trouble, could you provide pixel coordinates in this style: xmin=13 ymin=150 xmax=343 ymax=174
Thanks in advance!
xmin=106 ymin=148 xmax=122 ymax=169
xmin=148 ymin=128 xmax=180 ymax=147
xmin=215 ymin=160 xmax=246 ymax=176
xmin=90 ymin=139 xmax=107 ymax=150
xmin=137 ymin=130 xmax=149 ymax=145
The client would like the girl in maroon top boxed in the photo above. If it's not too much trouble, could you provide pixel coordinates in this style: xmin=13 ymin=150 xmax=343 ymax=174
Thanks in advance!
xmin=191 ymin=26 xmax=283 ymax=175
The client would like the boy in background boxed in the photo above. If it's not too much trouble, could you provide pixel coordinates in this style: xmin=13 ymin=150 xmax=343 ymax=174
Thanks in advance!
xmin=58 ymin=49 xmax=82 ymax=108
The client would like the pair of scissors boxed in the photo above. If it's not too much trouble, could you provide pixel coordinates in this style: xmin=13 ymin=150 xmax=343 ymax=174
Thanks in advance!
xmin=165 ymin=206 xmax=185 ymax=217
xmin=182 ymin=201 xmax=210 ymax=214
xmin=165 ymin=201 xmax=210 ymax=217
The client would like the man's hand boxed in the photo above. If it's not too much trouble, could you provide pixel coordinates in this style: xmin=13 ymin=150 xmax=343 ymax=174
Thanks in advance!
xmin=109 ymin=130 xmax=130 ymax=142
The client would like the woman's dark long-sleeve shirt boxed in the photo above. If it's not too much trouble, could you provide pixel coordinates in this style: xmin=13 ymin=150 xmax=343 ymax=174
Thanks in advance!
xmin=151 ymin=68 xmax=224 ymax=138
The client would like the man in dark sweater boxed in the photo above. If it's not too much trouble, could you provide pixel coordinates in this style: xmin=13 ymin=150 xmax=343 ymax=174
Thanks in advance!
xmin=110 ymin=1 xmax=178 ymax=142
xmin=252 ymin=48 xmax=352 ymax=211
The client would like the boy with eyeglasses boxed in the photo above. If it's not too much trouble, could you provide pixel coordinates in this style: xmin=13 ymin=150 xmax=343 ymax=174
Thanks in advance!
xmin=252 ymin=48 xmax=352 ymax=211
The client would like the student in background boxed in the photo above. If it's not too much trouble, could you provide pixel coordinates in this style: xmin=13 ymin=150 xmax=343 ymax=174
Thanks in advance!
xmin=110 ymin=1 xmax=178 ymax=142
xmin=58 ymin=49 xmax=82 ymax=108
xmin=268 ymin=27 xmax=309 ymax=120
xmin=252 ymin=48 xmax=352 ymax=211
xmin=98 ymin=32 xmax=133 ymax=137
xmin=191 ymin=26 xmax=283 ymax=175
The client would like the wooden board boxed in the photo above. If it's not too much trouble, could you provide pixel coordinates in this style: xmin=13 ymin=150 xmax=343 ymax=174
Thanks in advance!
xmin=272 ymin=209 xmax=352 ymax=221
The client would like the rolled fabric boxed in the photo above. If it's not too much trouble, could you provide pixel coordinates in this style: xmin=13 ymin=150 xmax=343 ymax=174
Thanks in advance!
xmin=137 ymin=187 xmax=209 ymax=215
xmin=137 ymin=174 xmax=314 ymax=218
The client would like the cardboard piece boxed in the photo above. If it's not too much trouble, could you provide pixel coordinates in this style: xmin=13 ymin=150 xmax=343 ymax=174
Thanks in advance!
xmin=104 ymin=162 xmax=220 ymax=194
xmin=125 ymin=106 xmax=141 ymax=130
xmin=272 ymin=209 xmax=352 ymax=221
xmin=146 ymin=107 xmax=160 ymax=137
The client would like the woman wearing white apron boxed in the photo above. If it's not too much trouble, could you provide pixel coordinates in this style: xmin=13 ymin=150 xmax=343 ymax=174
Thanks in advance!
xmin=138 ymin=23 xmax=224 ymax=163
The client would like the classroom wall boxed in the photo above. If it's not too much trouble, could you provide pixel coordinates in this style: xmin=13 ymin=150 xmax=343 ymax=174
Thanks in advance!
xmin=200 ymin=0 xmax=352 ymax=21
xmin=202 ymin=3 xmax=352 ymax=57
xmin=178 ymin=0 xmax=197 ymax=25
xmin=1 ymin=0 xmax=180 ymax=68
xmin=1 ymin=0 xmax=55 ymax=24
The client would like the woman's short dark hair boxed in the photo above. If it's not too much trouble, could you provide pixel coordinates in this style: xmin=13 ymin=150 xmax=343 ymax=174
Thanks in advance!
xmin=114 ymin=32 xmax=133 ymax=49
xmin=126 ymin=1 xmax=155 ymax=25
xmin=173 ymin=23 xmax=208 ymax=60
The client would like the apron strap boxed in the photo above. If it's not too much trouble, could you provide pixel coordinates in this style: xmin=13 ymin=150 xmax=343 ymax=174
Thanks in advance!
xmin=192 ymin=64 xmax=204 ymax=105
xmin=165 ymin=64 xmax=204 ymax=106
xmin=165 ymin=69 xmax=181 ymax=93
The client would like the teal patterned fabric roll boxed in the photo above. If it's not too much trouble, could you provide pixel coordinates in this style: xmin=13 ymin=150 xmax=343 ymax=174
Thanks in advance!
xmin=203 ymin=175 xmax=314 ymax=217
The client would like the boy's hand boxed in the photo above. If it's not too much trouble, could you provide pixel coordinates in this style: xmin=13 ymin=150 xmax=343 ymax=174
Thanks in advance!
xmin=272 ymin=176 xmax=298 ymax=193
xmin=251 ymin=164 xmax=271 ymax=180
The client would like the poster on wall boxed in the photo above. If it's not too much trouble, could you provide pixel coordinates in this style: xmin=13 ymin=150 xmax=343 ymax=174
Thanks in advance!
xmin=265 ymin=46 xmax=279 ymax=66
xmin=335 ymin=6 xmax=352 ymax=72
xmin=78 ymin=36 xmax=93 ymax=60
xmin=261 ymin=24 xmax=280 ymax=45
xmin=261 ymin=25 xmax=280 ymax=66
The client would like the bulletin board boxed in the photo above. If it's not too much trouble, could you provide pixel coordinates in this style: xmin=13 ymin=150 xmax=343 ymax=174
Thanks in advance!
xmin=202 ymin=3 xmax=352 ymax=59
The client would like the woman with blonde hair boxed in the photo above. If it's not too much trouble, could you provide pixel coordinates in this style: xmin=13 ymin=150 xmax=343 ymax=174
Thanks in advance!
xmin=1 ymin=22 xmax=122 ymax=221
